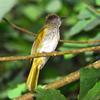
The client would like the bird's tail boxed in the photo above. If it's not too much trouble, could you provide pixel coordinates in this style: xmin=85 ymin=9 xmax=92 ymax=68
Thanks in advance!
xmin=26 ymin=58 xmax=42 ymax=91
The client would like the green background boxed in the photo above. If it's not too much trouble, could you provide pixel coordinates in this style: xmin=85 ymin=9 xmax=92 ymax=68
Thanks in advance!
xmin=0 ymin=0 xmax=100 ymax=99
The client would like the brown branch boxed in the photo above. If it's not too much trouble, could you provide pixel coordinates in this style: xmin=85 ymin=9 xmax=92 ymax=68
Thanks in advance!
xmin=45 ymin=70 xmax=80 ymax=89
xmin=15 ymin=93 xmax=34 ymax=100
xmin=45 ymin=60 xmax=100 ymax=89
xmin=3 ymin=18 xmax=36 ymax=36
xmin=0 ymin=46 xmax=100 ymax=62
xmin=14 ymin=60 xmax=100 ymax=100
xmin=60 ymin=39 xmax=100 ymax=44
xmin=0 ymin=55 xmax=32 ymax=62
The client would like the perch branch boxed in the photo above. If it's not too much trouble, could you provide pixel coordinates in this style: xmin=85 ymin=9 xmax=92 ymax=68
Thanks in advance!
xmin=0 ymin=46 xmax=100 ymax=62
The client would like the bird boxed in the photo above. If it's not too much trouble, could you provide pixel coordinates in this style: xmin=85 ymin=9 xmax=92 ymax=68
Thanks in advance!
xmin=26 ymin=14 xmax=62 ymax=91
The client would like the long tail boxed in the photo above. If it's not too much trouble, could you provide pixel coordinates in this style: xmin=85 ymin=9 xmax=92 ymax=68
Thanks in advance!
xmin=26 ymin=58 xmax=42 ymax=91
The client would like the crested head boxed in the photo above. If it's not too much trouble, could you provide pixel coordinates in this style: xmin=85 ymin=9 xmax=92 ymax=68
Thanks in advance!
xmin=45 ymin=14 xmax=61 ymax=27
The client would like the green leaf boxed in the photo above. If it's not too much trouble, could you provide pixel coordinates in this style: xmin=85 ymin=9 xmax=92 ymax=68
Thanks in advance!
xmin=64 ymin=54 xmax=74 ymax=59
xmin=46 ymin=0 xmax=62 ymax=13
xmin=68 ymin=16 xmax=96 ymax=37
xmin=8 ymin=83 xmax=27 ymax=99
xmin=84 ymin=17 xmax=100 ymax=31
xmin=0 ymin=0 xmax=17 ymax=20
xmin=68 ymin=20 xmax=88 ymax=37
xmin=74 ymin=3 xmax=86 ymax=12
xmin=93 ymin=32 xmax=100 ymax=40
xmin=96 ymin=0 xmax=100 ymax=6
xmin=79 ymin=68 xmax=100 ymax=100
xmin=78 ymin=9 xmax=93 ymax=19
xmin=83 ymin=82 xmax=100 ymax=100
xmin=22 ymin=5 xmax=43 ymax=21
xmin=36 ymin=88 xmax=66 ymax=100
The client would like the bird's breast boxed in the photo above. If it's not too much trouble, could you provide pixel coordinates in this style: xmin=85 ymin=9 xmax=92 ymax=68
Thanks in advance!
xmin=38 ymin=28 xmax=60 ymax=53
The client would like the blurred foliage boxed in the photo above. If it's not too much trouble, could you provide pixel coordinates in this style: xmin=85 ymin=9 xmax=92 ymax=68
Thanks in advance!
xmin=0 ymin=0 xmax=17 ymax=20
xmin=79 ymin=68 xmax=100 ymax=100
xmin=0 ymin=0 xmax=100 ymax=99
xmin=36 ymin=87 xmax=66 ymax=100
xmin=8 ymin=83 xmax=26 ymax=99
xmin=82 ymin=81 xmax=100 ymax=100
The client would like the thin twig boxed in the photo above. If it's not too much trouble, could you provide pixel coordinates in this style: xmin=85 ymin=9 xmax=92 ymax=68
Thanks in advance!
xmin=60 ymin=39 xmax=100 ymax=44
xmin=86 ymin=3 xmax=100 ymax=15
xmin=0 ymin=46 xmax=100 ymax=62
xmin=3 ymin=18 xmax=36 ymax=36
